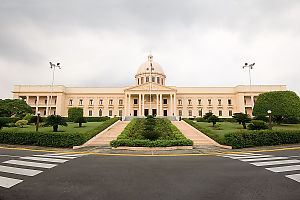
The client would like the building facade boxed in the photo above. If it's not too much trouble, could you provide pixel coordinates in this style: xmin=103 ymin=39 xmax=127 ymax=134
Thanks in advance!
xmin=12 ymin=55 xmax=286 ymax=118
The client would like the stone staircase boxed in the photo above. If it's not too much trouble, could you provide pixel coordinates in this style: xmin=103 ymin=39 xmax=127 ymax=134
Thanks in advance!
xmin=74 ymin=121 xmax=129 ymax=148
xmin=172 ymin=121 xmax=231 ymax=148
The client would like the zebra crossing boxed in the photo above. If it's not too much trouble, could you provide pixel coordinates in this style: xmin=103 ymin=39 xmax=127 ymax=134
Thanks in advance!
xmin=218 ymin=152 xmax=300 ymax=184
xmin=0 ymin=152 xmax=86 ymax=189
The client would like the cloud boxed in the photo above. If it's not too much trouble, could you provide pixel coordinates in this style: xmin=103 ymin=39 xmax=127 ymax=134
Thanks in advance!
xmin=0 ymin=0 xmax=300 ymax=99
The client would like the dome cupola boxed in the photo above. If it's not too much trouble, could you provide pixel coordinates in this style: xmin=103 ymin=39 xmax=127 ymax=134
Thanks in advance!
xmin=135 ymin=54 xmax=166 ymax=86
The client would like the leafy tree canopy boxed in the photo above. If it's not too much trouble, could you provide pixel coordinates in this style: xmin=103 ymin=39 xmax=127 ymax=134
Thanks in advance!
xmin=45 ymin=115 xmax=67 ymax=132
xmin=253 ymin=91 xmax=300 ymax=124
xmin=203 ymin=112 xmax=213 ymax=120
xmin=68 ymin=107 xmax=83 ymax=122
xmin=232 ymin=113 xmax=251 ymax=129
xmin=208 ymin=115 xmax=219 ymax=126
xmin=0 ymin=99 xmax=33 ymax=118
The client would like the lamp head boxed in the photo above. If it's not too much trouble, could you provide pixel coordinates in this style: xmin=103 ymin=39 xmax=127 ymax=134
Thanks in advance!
xmin=267 ymin=110 xmax=272 ymax=114
xmin=37 ymin=111 xmax=41 ymax=116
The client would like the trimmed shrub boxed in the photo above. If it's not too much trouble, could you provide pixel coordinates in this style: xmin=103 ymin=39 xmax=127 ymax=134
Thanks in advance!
xmin=110 ymin=139 xmax=193 ymax=148
xmin=282 ymin=116 xmax=300 ymax=124
xmin=232 ymin=113 xmax=251 ymax=129
xmin=208 ymin=115 xmax=219 ymax=126
xmin=0 ymin=117 xmax=20 ymax=125
xmin=248 ymin=120 xmax=268 ymax=130
xmin=225 ymin=130 xmax=300 ymax=149
xmin=74 ymin=116 xmax=87 ymax=127
xmin=45 ymin=115 xmax=68 ymax=132
xmin=85 ymin=117 xmax=110 ymax=122
xmin=23 ymin=113 xmax=33 ymax=122
xmin=195 ymin=117 xmax=206 ymax=122
xmin=68 ymin=107 xmax=83 ymax=122
xmin=29 ymin=116 xmax=44 ymax=124
xmin=0 ymin=118 xmax=6 ymax=129
xmin=15 ymin=120 xmax=28 ymax=128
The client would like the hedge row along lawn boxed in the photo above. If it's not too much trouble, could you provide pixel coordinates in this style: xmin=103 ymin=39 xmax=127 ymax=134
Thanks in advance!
xmin=225 ymin=130 xmax=300 ymax=149
xmin=0 ymin=118 xmax=119 ymax=148
xmin=110 ymin=117 xmax=193 ymax=147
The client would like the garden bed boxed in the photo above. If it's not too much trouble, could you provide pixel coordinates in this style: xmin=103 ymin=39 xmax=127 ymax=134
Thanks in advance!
xmin=110 ymin=117 xmax=193 ymax=147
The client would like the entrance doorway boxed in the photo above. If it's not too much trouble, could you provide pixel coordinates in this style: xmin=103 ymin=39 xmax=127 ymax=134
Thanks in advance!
xmin=134 ymin=110 xmax=138 ymax=116
xmin=152 ymin=109 xmax=157 ymax=116
xmin=163 ymin=110 xmax=167 ymax=116
xmin=144 ymin=109 xmax=149 ymax=116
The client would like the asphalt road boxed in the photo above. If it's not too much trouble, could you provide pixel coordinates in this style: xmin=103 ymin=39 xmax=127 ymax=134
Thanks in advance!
xmin=0 ymin=147 xmax=299 ymax=200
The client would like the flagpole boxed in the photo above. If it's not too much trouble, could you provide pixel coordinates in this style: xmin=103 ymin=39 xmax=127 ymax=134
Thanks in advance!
xmin=149 ymin=56 xmax=152 ymax=116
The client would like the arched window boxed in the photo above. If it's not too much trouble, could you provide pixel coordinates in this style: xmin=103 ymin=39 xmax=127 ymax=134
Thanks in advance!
xmin=161 ymin=78 xmax=164 ymax=85
xmin=138 ymin=78 xmax=140 ymax=85
xmin=157 ymin=77 xmax=160 ymax=84
xmin=146 ymin=77 xmax=149 ymax=82
xmin=99 ymin=109 xmax=102 ymax=116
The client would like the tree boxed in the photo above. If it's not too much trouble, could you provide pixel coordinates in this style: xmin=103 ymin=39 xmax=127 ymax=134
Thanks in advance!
xmin=45 ymin=115 xmax=67 ymax=132
xmin=232 ymin=113 xmax=251 ymax=129
xmin=68 ymin=107 xmax=83 ymax=122
xmin=74 ymin=116 xmax=87 ymax=127
xmin=203 ymin=112 xmax=213 ymax=120
xmin=253 ymin=91 xmax=300 ymax=125
xmin=0 ymin=99 xmax=33 ymax=118
xmin=208 ymin=115 xmax=219 ymax=127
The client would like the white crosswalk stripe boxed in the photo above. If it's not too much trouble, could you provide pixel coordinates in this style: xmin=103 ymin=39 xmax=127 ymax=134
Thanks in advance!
xmin=225 ymin=155 xmax=273 ymax=159
xmin=3 ymin=160 xmax=57 ymax=169
xmin=240 ymin=157 xmax=289 ymax=162
xmin=0 ymin=165 xmax=42 ymax=176
xmin=250 ymin=159 xmax=300 ymax=167
xmin=266 ymin=165 xmax=300 ymax=173
xmin=19 ymin=156 xmax=68 ymax=163
xmin=218 ymin=153 xmax=263 ymax=157
xmin=33 ymin=155 xmax=76 ymax=159
xmin=286 ymin=174 xmax=300 ymax=183
xmin=0 ymin=176 xmax=23 ymax=188
xmin=44 ymin=153 xmax=85 ymax=157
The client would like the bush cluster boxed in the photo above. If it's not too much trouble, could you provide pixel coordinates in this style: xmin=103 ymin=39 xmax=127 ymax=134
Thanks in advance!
xmin=224 ymin=130 xmax=300 ymax=149
xmin=0 ymin=117 xmax=119 ymax=148
xmin=248 ymin=120 xmax=268 ymax=130
xmin=183 ymin=118 xmax=225 ymax=144
xmin=111 ymin=117 xmax=193 ymax=147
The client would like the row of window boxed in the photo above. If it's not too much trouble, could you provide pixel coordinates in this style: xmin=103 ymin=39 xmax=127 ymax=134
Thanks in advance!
xmin=30 ymin=99 xmax=57 ymax=105
xmin=137 ymin=76 xmax=164 ymax=85
xmin=178 ymin=99 xmax=232 ymax=105
xmin=88 ymin=109 xmax=122 ymax=117
xmin=180 ymin=109 xmax=233 ymax=117
xmin=69 ymin=99 xmax=123 ymax=106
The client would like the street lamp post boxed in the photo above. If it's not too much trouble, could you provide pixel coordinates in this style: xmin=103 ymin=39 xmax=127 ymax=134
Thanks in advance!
xmin=36 ymin=111 xmax=41 ymax=132
xmin=149 ymin=56 xmax=153 ymax=116
xmin=267 ymin=110 xmax=272 ymax=130
xmin=243 ymin=63 xmax=255 ymax=110
xmin=49 ymin=62 xmax=61 ymax=116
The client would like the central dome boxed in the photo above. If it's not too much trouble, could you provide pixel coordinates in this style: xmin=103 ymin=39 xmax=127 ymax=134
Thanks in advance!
xmin=136 ymin=54 xmax=165 ymax=75
xmin=135 ymin=54 xmax=166 ymax=86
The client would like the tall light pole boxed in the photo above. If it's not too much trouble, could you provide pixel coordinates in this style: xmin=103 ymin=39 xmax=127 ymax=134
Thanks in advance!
xmin=49 ymin=62 xmax=61 ymax=116
xmin=149 ymin=55 xmax=153 ymax=116
xmin=243 ymin=62 xmax=255 ymax=110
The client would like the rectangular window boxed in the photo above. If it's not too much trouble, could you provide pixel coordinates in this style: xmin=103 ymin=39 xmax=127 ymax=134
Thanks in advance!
xmin=188 ymin=110 xmax=192 ymax=116
xmin=178 ymin=99 xmax=182 ymax=105
xmin=219 ymin=110 xmax=222 ymax=116
xmin=89 ymin=99 xmax=93 ymax=105
xmin=199 ymin=109 xmax=202 ymax=117
xmin=35 ymin=99 xmax=37 ymax=105
xmin=179 ymin=110 xmax=182 ymax=116
xmin=228 ymin=99 xmax=232 ymax=105
xmin=138 ymin=78 xmax=140 ymax=85
xmin=119 ymin=110 xmax=122 ymax=116
xmin=44 ymin=110 xmax=46 ymax=115
xmin=109 ymin=99 xmax=113 ymax=105
xmin=45 ymin=99 xmax=48 ymax=105
xmin=141 ymin=77 xmax=144 ymax=84
xmin=109 ymin=110 xmax=112 ymax=116
xmin=79 ymin=99 xmax=83 ymax=105
xmin=69 ymin=99 xmax=72 ymax=105
xmin=119 ymin=99 xmax=123 ymax=105
xmin=163 ymin=99 xmax=168 ymax=104
xmin=218 ymin=99 xmax=222 ymax=105
xmin=54 ymin=99 xmax=57 ymax=105
xmin=152 ymin=76 xmax=155 ymax=82
xmin=53 ymin=110 xmax=56 ymax=115
xmin=188 ymin=99 xmax=192 ymax=105
xmin=146 ymin=77 xmax=149 ymax=82
xmin=229 ymin=110 xmax=233 ymax=116
xmin=157 ymin=77 xmax=160 ymax=84
xmin=99 ymin=99 xmax=103 ymax=105
xmin=134 ymin=99 xmax=138 ymax=104
xmin=99 ymin=109 xmax=102 ymax=116
xmin=198 ymin=99 xmax=201 ymax=105
xmin=161 ymin=78 xmax=164 ymax=85
xmin=208 ymin=99 xmax=212 ymax=105
xmin=89 ymin=110 xmax=92 ymax=116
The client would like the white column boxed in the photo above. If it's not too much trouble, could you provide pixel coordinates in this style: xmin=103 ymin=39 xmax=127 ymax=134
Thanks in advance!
xmin=173 ymin=93 xmax=176 ymax=116
xmin=139 ymin=94 xmax=142 ymax=116
xmin=170 ymin=94 xmax=173 ymax=116
xmin=142 ymin=94 xmax=145 ymax=116
xmin=156 ymin=93 xmax=159 ymax=116
xmin=129 ymin=93 xmax=131 ymax=116
xmin=160 ymin=94 xmax=163 ymax=116
xmin=124 ymin=94 xmax=127 ymax=116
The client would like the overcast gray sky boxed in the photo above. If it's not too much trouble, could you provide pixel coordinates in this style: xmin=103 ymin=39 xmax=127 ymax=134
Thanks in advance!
xmin=1 ymin=0 xmax=300 ymax=99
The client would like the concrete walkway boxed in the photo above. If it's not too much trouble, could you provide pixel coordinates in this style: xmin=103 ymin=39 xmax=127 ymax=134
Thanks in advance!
xmin=172 ymin=121 xmax=231 ymax=149
xmin=74 ymin=121 xmax=129 ymax=148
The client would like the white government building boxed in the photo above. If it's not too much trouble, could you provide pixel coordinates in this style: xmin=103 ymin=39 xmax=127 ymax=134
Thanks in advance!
xmin=13 ymin=55 xmax=286 ymax=119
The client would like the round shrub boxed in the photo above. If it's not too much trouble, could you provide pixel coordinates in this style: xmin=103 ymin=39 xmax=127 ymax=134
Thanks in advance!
xmin=248 ymin=120 xmax=268 ymax=130
xmin=15 ymin=120 xmax=28 ymax=128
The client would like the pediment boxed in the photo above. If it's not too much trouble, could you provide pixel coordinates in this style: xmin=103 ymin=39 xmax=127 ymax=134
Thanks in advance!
xmin=124 ymin=83 xmax=176 ymax=92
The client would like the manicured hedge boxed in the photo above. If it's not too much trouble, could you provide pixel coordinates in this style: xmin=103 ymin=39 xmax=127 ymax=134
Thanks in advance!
xmin=183 ymin=119 xmax=225 ymax=144
xmin=111 ymin=118 xmax=193 ymax=147
xmin=0 ymin=117 xmax=119 ymax=148
xmin=63 ymin=116 xmax=110 ymax=122
xmin=225 ymin=130 xmax=300 ymax=149
xmin=0 ymin=117 xmax=20 ymax=124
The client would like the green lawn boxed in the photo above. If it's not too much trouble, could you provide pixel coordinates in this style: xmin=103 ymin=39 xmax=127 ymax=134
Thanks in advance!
xmin=2 ymin=122 xmax=103 ymax=133
xmin=196 ymin=122 xmax=300 ymax=140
